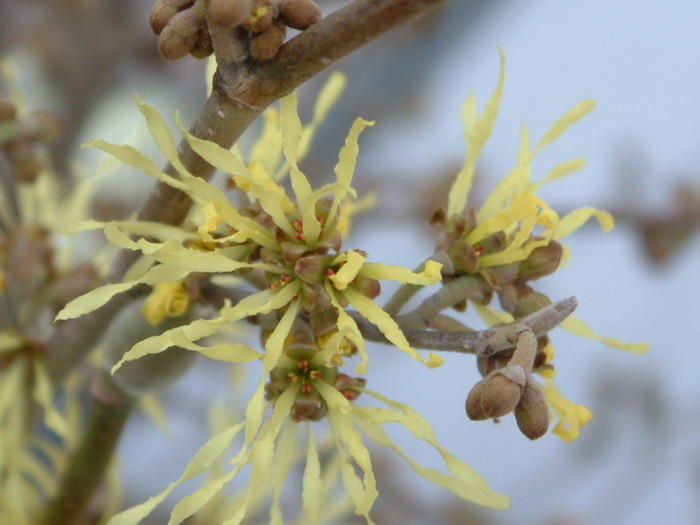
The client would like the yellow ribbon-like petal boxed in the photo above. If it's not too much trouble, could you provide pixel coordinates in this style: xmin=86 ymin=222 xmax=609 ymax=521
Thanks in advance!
xmin=560 ymin=315 xmax=649 ymax=353
xmin=359 ymin=259 xmax=443 ymax=285
xmin=106 ymin=422 xmax=245 ymax=525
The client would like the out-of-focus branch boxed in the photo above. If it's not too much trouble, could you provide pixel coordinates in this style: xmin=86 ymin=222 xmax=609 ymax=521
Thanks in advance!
xmin=42 ymin=371 xmax=134 ymax=525
xmin=45 ymin=0 xmax=451 ymax=383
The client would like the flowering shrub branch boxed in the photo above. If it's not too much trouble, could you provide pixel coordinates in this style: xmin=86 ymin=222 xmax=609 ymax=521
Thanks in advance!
xmin=0 ymin=2 xmax=650 ymax=525
xmin=44 ymin=0 xmax=450 ymax=384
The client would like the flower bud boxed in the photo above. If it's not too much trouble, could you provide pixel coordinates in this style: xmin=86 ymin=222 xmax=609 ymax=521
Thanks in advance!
xmin=351 ymin=274 xmax=381 ymax=300
xmin=291 ymin=390 xmax=326 ymax=421
xmin=157 ymin=8 xmax=203 ymax=60
xmin=279 ymin=0 xmax=321 ymax=30
xmin=207 ymin=0 xmax=253 ymax=27
xmin=149 ymin=0 xmax=194 ymax=35
xmin=310 ymin=309 xmax=339 ymax=339
xmin=448 ymin=239 xmax=479 ymax=274
xmin=518 ymin=241 xmax=563 ymax=281
xmin=465 ymin=367 xmax=525 ymax=421
xmin=316 ymin=228 xmax=342 ymax=253
xmin=476 ymin=231 xmax=506 ymax=254
xmin=513 ymin=285 xmax=551 ymax=318
xmin=514 ymin=376 xmax=549 ymax=440
xmin=480 ymin=261 xmax=519 ymax=290
xmin=334 ymin=374 xmax=366 ymax=400
xmin=250 ymin=19 xmax=286 ymax=61
xmin=242 ymin=0 xmax=275 ymax=32
xmin=294 ymin=254 xmax=332 ymax=284
xmin=428 ymin=207 xmax=447 ymax=227
xmin=284 ymin=330 xmax=317 ymax=361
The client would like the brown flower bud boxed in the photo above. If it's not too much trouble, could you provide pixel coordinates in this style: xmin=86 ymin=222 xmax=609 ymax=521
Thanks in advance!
xmin=513 ymin=285 xmax=551 ymax=318
xmin=149 ymin=0 xmax=195 ymax=35
xmin=295 ymin=254 xmax=332 ymax=284
xmin=518 ymin=240 xmax=563 ymax=281
xmin=514 ymin=376 xmax=550 ymax=440
xmin=279 ymin=0 xmax=321 ymax=30
xmin=249 ymin=18 xmax=286 ymax=61
xmin=316 ymin=228 xmax=342 ymax=253
xmin=157 ymin=8 xmax=203 ymax=60
xmin=465 ymin=367 xmax=525 ymax=421
xmin=207 ymin=0 xmax=253 ymax=27
xmin=448 ymin=239 xmax=479 ymax=274
xmin=242 ymin=0 xmax=275 ymax=32
xmin=428 ymin=207 xmax=447 ymax=227
xmin=291 ymin=391 xmax=326 ymax=421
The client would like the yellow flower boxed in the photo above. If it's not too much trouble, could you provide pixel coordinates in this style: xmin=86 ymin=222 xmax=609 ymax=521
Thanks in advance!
xmin=444 ymin=48 xmax=613 ymax=273
xmin=141 ymin=281 xmax=190 ymax=325
xmin=437 ymin=50 xmax=648 ymax=442
xmin=57 ymin=74 xmax=445 ymax=379
xmin=105 ymin=369 xmax=509 ymax=525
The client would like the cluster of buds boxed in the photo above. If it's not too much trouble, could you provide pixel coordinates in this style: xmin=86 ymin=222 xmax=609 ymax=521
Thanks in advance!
xmin=149 ymin=0 xmax=321 ymax=61
xmin=0 ymin=94 xmax=61 ymax=182
xmin=465 ymin=327 xmax=550 ymax=439
xmin=244 ymin=198 xmax=380 ymax=314
xmin=431 ymin=205 xmax=563 ymax=317
xmin=264 ymin=326 xmax=365 ymax=421
xmin=149 ymin=0 xmax=216 ymax=59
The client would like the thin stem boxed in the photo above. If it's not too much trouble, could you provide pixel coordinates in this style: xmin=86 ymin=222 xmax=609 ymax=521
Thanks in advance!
xmin=42 ymin=372 xmax=134 ymax=525
xmin=352 ymin=296 xmax=578 ymax=354
xmin=383 ymin=260 xmax=431 ymax=317
xmin=45 ymin=0 xmax=450 ymax=383
xmin=396 ymin=274 xmax=487 ymax=329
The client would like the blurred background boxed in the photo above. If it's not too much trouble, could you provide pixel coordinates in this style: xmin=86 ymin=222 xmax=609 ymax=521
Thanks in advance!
xmin=2 ymin=0 xmax=699 ymax=523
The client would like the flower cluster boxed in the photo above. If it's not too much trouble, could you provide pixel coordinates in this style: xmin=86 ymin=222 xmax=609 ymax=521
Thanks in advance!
xmin=55 ymin=50 xmax=648 ymax=523
xmin=55 ymin=72 xmax=510 ymax=523
xmin=150 ymin=0 xmax=321 ymax=61
xmin=429 ymin=49 xmax=648 ymax=441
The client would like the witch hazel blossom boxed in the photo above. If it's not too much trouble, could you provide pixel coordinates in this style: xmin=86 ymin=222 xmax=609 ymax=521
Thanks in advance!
xmin=433 ymin=49 xmax=648 ymax=442
xmin=51 ymin=73 xmax=510 ymax=523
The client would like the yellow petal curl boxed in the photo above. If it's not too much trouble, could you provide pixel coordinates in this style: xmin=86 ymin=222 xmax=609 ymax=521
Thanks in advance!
xmin=540 ymin=378 xmax=592 ymax=443
xmin=560 ymin=315 xmax=649 ymax=353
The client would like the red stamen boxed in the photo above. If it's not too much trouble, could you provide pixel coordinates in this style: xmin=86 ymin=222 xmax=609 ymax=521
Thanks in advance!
xmin=298 ymin=359 xmax=308 ymax=371
xmin=302 ymin=382 xmax=312 ymax=393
